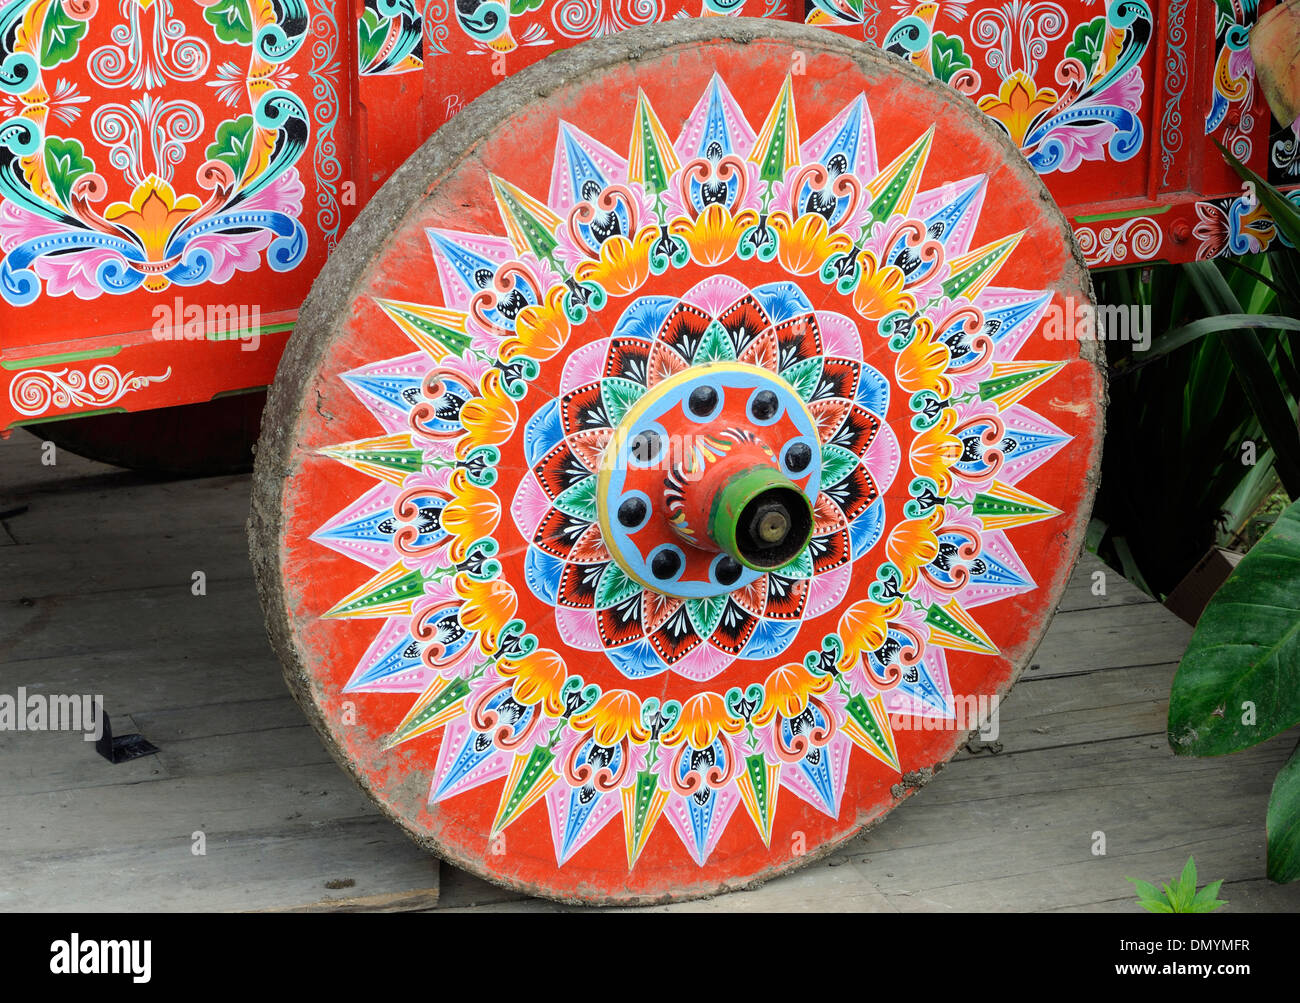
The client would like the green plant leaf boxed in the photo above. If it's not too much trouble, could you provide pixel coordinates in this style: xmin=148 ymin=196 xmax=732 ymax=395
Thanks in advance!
xmin=1267 ymin=741 xmax=1300 ymax=883
xmin=1216 ymin=140 xmax=1300 ymax=249
xmin=1191 ymin=878 xmax=1229 ymax=910
xmin=1139 ymin=898 xmax=1175 ymax=913
xmin=1125 ymin=876 xmax=1167 ymax=904
xmin=1169 ymin=497 xmax=1300 ymax=755
xmin=1184 ymin=260 xmax=1300 ymax=499
xmin=1140 ymin=313 xmax=1300 ymax=365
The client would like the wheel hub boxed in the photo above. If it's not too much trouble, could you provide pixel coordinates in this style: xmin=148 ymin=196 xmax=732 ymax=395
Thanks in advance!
xmin=596 ymin=362 xmax=821 ymax=598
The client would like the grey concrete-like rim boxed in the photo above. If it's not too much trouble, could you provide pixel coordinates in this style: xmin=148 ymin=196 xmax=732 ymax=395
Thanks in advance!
xmin=249 ymin=16 xmax=1106 ymax=907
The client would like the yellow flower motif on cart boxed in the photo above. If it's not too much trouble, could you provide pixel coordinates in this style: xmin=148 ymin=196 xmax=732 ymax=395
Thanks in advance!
xmin=661 ymin=692 xmax=744 ymax=749
xmin=852 ymin=249 xmax=914 ymax=321
xmin=453 ymin=573 xmax=517 ymax=654
xmin=895 ymin=318 xmax=953 ymax=398
xmin=500 ymin=284 xmax=570 ymax=364
xmin=104 ymin=176 xmax=201 ymax=284
xmin=977 ymin=72 xmax=1058 ymax=148
xmin=439 ymin=468 xmax=501 ymax=562
xmin=669 ymin=203 xmax=759 ymax=267
xmin=835 ymin=597 xmax=906 ymax=672
xmin=571 ymin=689 xmax=650 ymax=747
xmin=909 ymin=409 xmax=963 ymax=493
xmin=456 ymin=367 xmax=517 ymax=460
xmin=497 ymin=648 xmax=568 ymax=717
xmin=753 ymin=662 xmax=835 ymax=725
xmin=768 ymin=211 xmax=854 ymax=276
xmin=886 ymin=510 xmax=944 ymax=589
xmin=573 ymin=227 xmax=657 ymax=298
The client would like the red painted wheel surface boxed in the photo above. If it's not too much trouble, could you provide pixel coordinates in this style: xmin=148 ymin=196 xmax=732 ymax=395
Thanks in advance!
xmin=252 ymin=20 xmax=1103 ymax=904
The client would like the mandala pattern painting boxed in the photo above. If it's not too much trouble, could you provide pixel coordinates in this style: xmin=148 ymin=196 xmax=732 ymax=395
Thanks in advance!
xmin=259 ymin=25 xmax=1103 ymax=903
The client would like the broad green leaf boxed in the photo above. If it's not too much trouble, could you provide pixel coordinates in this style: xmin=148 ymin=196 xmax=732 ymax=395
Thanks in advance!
xmin=41 ymin=3 xmax=87 ymax=67
xmin=930 ymin=32 xmax=971 ymax=85
xmin=43 ymin=137 xmax=93 ymax=209
xmin=358 ymin=8 xmax=386 ymax=67
xmin=203 ymin=0 xmax=254 ymax=45
xmin=1169 ymin=497 xmax=1300 ymax=755
xmin=1267 ymin=741 xmax=1300 ymax=883
xmin=206 ymin=116 xmax=255 ymax=180
xmin=1064 ymin=17 xmax=1106 ymax=77
xmin=1138 ymin=898 xmax=1174 ymax=913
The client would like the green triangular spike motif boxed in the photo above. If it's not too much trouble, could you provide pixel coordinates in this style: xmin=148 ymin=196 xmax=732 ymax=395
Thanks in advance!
xmin=601 ymin=377 xmax=647 ymax=426
xmin=941 ymin=234 xmax=1021 ymax=301
xmin=754 ymin=78 xmax=798 ymax=185
xmin=866 ymin=127 xmax=932 ymax=225
xmin=387 ymin=677 xmax=470 ymax=746
xmin=978 ymin=364 xmax=1058 ymax=403
xmin=490 ymin=175 xmax=560 ymax=263
xmin=972 ymin=491 xmax=1053 ymax=521
xmin=692 ymin=320 xmax=737 ymax=365
xmin=595 ymin=562 xmax=642 ymax=609
xmin=329 ymin=567 xmax=427 ymax=618
xmin=493 ymin=745 xmax=555 ymax=834
xmin=846 ymin=694 xmax=889 ymax=752
xmin=328 ymin=445 xmax=424 ymax=477
xmin=382 ymin=302 xmax=472 ymax=357
xmin=925 ymin=602 xmax=993 ymax=652
xmin=686 ymin=593 xmax=727 ymax=638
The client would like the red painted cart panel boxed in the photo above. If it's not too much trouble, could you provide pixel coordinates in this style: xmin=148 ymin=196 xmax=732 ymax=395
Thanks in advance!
xmin=1 ymin=0 xmax=1295 ymax=428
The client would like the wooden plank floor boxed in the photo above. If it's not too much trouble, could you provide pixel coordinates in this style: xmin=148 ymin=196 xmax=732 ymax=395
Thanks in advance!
xmin=2 ymin=428 xmax=1298 ymax=912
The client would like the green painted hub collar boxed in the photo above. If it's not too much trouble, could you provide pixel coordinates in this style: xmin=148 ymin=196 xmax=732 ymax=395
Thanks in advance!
xmin=708 ymin=466 xmax=814 ymax=571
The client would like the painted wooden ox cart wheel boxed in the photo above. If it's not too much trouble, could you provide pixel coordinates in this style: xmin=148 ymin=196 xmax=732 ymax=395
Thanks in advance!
xmin=251 ymin=19 xmax=1104 ymax=904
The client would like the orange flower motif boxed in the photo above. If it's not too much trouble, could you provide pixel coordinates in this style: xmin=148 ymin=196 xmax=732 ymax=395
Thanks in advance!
xmin=669 ymin=203 xmax=759 ymax=267
xmin=908 ymin=409 xmax=963 ymax=493
xmin=570 ymin=689 xmax=650 ymax=747
xmin=886 ymin=509 xmax=943 ymax=589
xmin=104 ymin=176 xmax=201 ymax=284
xmin=835 ymin=598 xmax=905 ymax=671
xmin=661 ymin=692 xmax=744 ymax=749
xmin=753 ymin=662 xmax=835 ymax=725
xmin=499 ymin=284 xmax=570 ymax=364
xmin=768 ymin=211 xmax=854 ymax=276
xmin=977 ymin=71 xmax=1059 ymax=148
xmin=452 ymin=573 xmax=517 ymax=654
xmin=456 ymin=367 xmax=517 ymax=460
xmin=852 ymin=250 xmax=914 ymax=320
xmin=497 ymin=648 xmax=568 ymax=717
xmin=895 ymin=319 xmax=953 ymax=398
xmin=573 ymin=227 xmax=657 ymax=298
xmin=439 ymin=468 xmax=501 ymax=561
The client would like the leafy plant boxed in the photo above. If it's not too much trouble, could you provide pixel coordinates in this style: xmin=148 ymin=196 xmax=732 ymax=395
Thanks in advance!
xmin=1126 ymin=856 xmax=1228 ymax=913
xmin=1170 ymin=496 xmax=1300 ymax=881
xmin=1089 ymin=152 xmax=1300 ymax=597
xmin=1166 ymin=157 xmax=1300 ymax=884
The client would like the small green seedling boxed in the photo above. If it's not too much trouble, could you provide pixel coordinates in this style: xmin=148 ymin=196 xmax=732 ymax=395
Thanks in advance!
xmin=1126 ymin=856 xmax=1228 ymax=913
